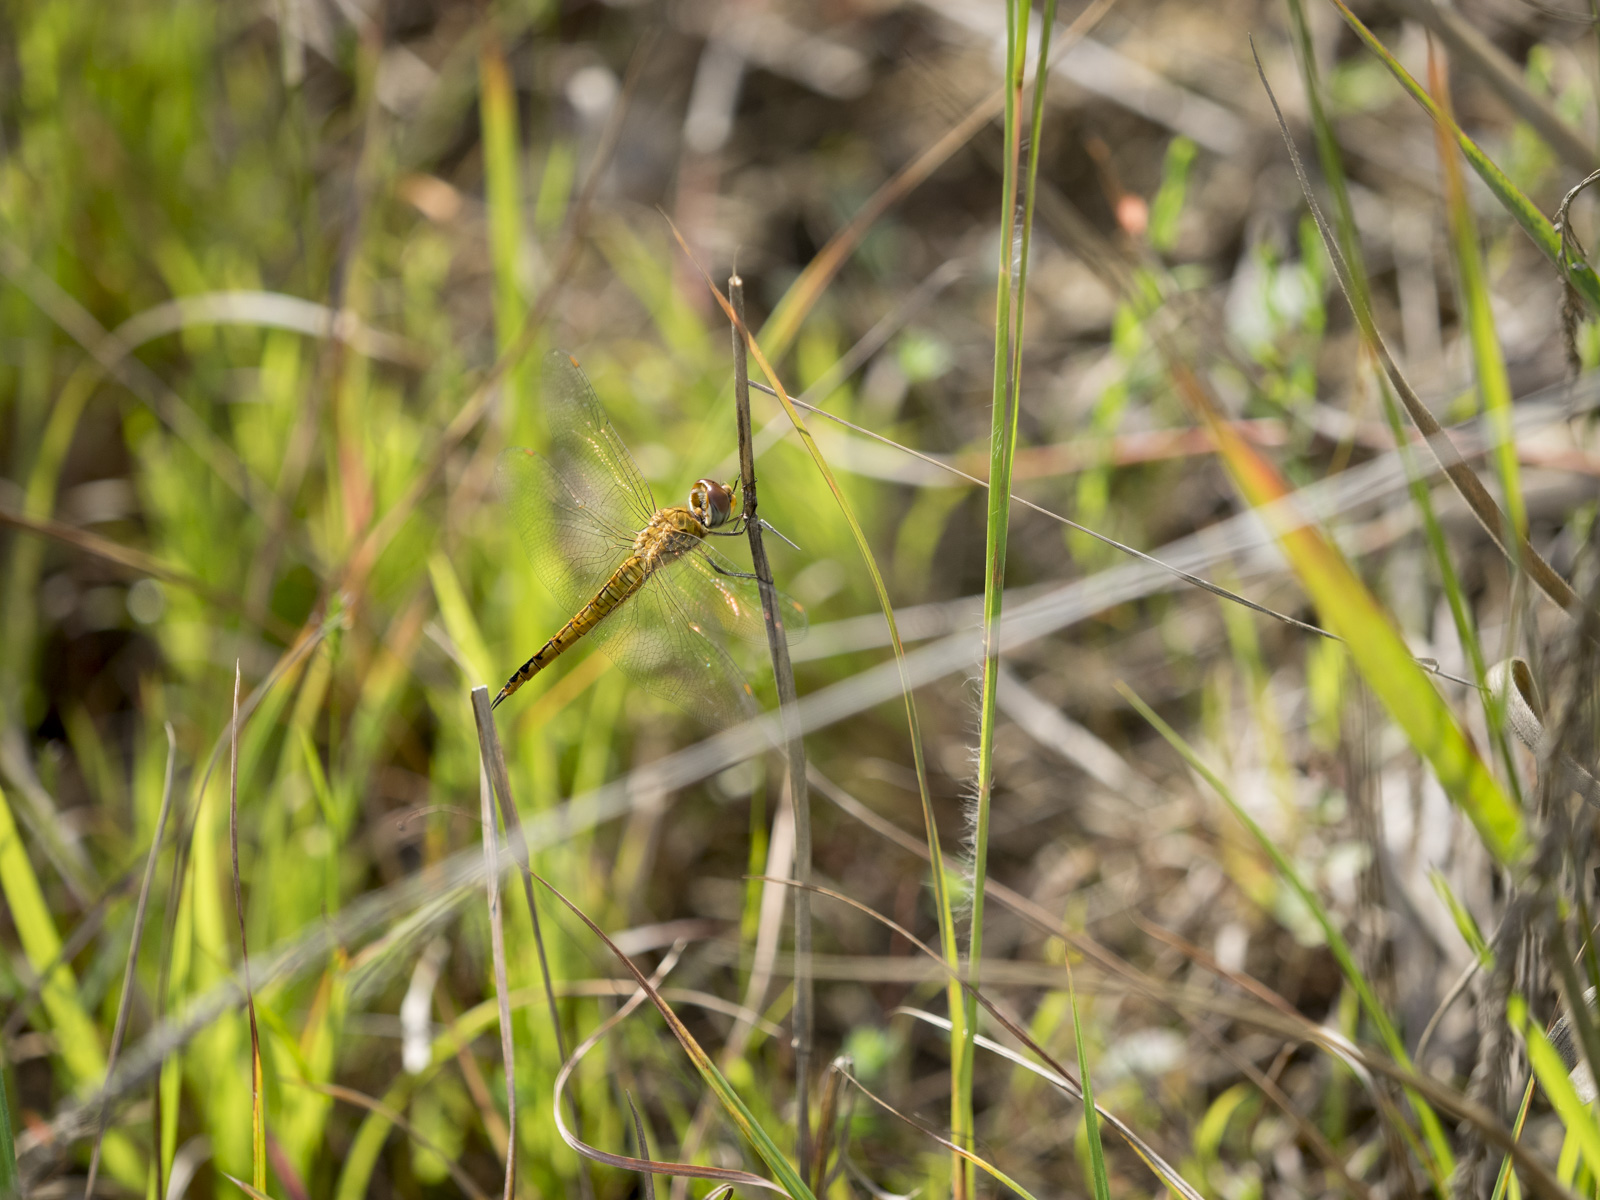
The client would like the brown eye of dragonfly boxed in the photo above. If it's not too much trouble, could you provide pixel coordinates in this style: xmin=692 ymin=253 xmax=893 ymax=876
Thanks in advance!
xmin=691 ymin=478 xmax=735 ymax=527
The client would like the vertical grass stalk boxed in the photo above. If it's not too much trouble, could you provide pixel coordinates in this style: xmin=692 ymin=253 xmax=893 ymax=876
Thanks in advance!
xmin=964 ymin=1 xmax=1054 ymax=1191
xmin=471 ymin=686 xmax=519 ymax=1200
xmin=481 ymin=682 xmax=593 ymax=1199
xmin=673 ymin=220 xmax=960 ymax=1200
xmin=0 ymin=1053 xmax=14 ymax=1200
xmin=728 ymin=275 xmax=813 ymax=1176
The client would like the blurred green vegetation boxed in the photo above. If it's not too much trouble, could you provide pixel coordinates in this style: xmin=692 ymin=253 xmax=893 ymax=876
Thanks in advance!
xmin=4 ymin=0 xmax=1600 ymax=1197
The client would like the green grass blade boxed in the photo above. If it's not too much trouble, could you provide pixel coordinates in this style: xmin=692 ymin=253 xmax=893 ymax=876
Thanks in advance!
xmin=0 ymin=1059 xmax=15 ymax=1200
xmin=1428 ymin=54 xmax=1526 ymax=540
xmin=0 ymin=783 xmax=107 ymax=1086
xmin=428 ymin=552 xmax=495 ymax=686
xmin=1428 ymin=868 xmax=1493 ymax=966
xmin=1511 ymin=994 xmax=1600 ymax=1172
xmin=0 ymin=786 xmax=146 ymax=1185
xmin=1170 ymin=367 xmax=1525 ymax=866
xmin=1324 ymin=0 xmax=1600 ymax=314
xmin=1285 ymin=0 xmax=1369 ymax=305
xmin=1065 ymin=958 xmax=1111 ymax=1200
xmin=1273 ymin=17 xmax=1529 ymax=808
xmin=1281 ymin=21 xmax=1522 ymax=799
xmin=480 ymin=35 xmax=529 ymax=408
xmin=964 ymin=0 xmax=1045 ymax=1188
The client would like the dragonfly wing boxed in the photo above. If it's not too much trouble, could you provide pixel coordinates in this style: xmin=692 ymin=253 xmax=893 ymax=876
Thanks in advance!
xmin=497 ymin=447 xmax=634 ymax=614
xmin=575 ymin=569 xmax=760 ymax=730
xmin=541 ymin=351 xmax=658 ymax=530
xmin=665 ymin=541 xmax=808 ymax=646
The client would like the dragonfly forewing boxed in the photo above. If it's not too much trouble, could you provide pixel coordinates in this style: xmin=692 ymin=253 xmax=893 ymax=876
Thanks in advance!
xmin=498 ymin=447 xmax=635 ymax=615
xmin=541 ymin=351 xmax=658 ymax=529
xmin=496 ymin=350 xmax=807 ymax=729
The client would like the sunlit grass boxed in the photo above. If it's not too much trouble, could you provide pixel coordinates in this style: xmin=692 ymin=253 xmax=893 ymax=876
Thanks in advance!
xmin=3 ymin=1 xmax=1600 ymax=1198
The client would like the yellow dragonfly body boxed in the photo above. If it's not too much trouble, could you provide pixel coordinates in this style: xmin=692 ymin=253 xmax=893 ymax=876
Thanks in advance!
xmin=493 ymin=352 xmax=803 ymax=725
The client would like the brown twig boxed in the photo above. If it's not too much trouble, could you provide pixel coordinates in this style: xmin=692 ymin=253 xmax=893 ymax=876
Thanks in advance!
xmin=729 ymin=274 xmax=813 ymax=1176
xmin=477 ymin=685 xmax=592 ymax=1200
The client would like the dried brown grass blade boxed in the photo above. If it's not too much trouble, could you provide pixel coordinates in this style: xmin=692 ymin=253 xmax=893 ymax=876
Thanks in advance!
xmin=549 ymin=936 xmax=787 ymax=1192
xmin=475 ymin=684 xmax=590 ymax=1198
xmin=1252 ymin=40 xmax=1580 ymax=617
xmin=468 ymin=686 xmax=518 ymax=1200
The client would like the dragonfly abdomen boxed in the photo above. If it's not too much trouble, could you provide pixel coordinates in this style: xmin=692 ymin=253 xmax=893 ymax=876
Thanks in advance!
xmin=491 ymin=556 xmax=650 ymax=709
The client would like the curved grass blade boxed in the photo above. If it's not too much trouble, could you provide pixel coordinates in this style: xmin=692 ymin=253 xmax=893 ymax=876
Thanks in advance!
xmin=1251 ymin=41 xmax=1578 ymax=617
xmin=550 ymin=946 xmax=789 ymax=1194
xmin=532 ymin=865 xmax=817 ymax=1200
xmin=836 ymin=1065 xmax=1039 ymax=1200
xmin=1168 ymin=364 xmax=1525 ymax=866
xmin=1322 ymin=0 xmax=1600 ymax=314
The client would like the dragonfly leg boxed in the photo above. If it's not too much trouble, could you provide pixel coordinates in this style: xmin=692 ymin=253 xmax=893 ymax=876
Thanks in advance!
xmin=708 ymin=559 xmax=760 ymax=581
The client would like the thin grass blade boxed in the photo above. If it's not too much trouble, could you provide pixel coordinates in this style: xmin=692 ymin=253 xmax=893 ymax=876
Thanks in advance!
xmin=1168 ymin=365 xmax=1525 ymax=866
xmin=1322 ymin=0 xmax=1600 ymax=313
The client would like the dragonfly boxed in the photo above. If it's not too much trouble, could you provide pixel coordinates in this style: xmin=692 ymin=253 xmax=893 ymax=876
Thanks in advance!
xmin=492 ymin=351 xmax=805 ymax=727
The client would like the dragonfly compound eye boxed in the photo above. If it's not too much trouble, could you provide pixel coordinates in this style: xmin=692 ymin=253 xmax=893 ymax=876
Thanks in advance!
xmin=691 ymin=478 xmax=735 ymax=527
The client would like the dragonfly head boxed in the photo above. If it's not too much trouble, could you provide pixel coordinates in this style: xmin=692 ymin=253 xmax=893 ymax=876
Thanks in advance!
xmin=689 ymin=478 xmax=736 ymax=528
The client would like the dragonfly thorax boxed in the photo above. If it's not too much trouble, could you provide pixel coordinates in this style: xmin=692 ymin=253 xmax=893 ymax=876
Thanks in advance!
xmin=688 ymin=477 xmax=736 ymax=528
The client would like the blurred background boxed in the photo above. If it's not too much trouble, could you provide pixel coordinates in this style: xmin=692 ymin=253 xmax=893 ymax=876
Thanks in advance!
xmin=3 ymin=0 xmax=1600 ymax=1196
